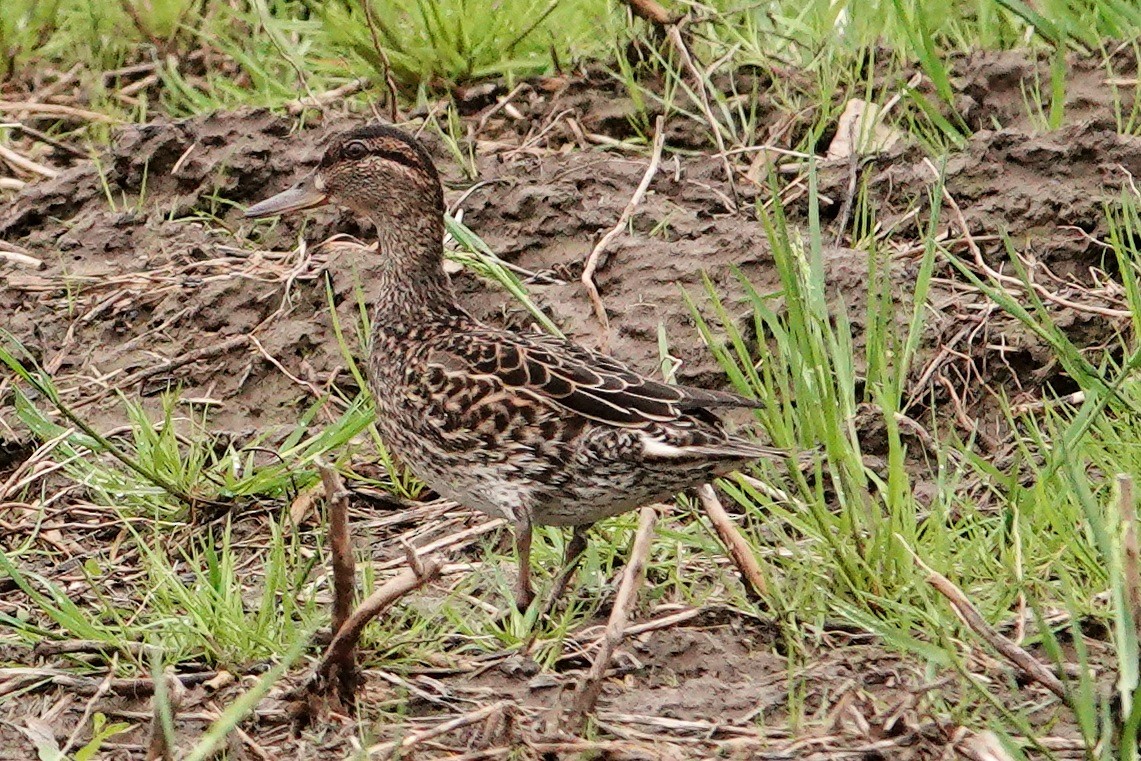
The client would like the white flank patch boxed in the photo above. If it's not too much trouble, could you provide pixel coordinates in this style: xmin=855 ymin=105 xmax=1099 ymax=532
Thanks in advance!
xmin=640 ymin=434 xmax=690 ymax=459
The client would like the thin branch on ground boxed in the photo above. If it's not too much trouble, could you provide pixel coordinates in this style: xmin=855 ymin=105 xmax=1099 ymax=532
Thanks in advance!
xmin=565 ymin=505 xmax=658 ymax=728
xmin=0 ymin=240 xmax=44 ymax=269
xmin=0 ymin=669 xmax=218 ymax=698
xmin=1116 ymin=474 xmax=1141 ymax=650
xmin=905 ymin=542 xmax=1067 ymax=702
xmin=309 ymin=544 xmax=443 ymax=702
xmin=364 ymin=700 xmax=514 ymax=759
xmin=617 ymin=0 xmax=678 ymax=24
xmin=59 ymin=657 xmax=118 ymax=758
xmin=581 ymin=115 xmax=666 ymax=345
xmin=285 ymin=78 xmax=370 ymax=115
xmin=696 ymin=484 xmax=769 ymax=603
xmin=0 ymin=141 xmax=59 ymax=178
xmin=924 ymin=158 xmax=1130 ymax=320
xmin=316 ymin=459 xmax=355 ymax=636
xmin=145 ymin=668 xmax=186 ymax=761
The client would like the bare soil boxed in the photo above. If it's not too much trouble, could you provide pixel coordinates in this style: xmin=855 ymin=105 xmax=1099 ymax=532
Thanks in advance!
xmin=0 ymin=49 xmax=1135 ymax=758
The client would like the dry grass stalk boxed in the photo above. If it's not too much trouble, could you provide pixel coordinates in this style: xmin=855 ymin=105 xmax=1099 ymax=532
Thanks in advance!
xmin=910 ymin=547 xmax=1066 ymax=701
xmin=1116 ymin=474 xmax=1141 ymax=651
xmin=90 ymin=334 xmax=250 ymax=404
xmin=312 ymin=545 xmax=443 ymax=699
xmin=0 ymin=99 xmax=122 ymax=124
xmin=374 ymin=516 xmax=504 ymax=570
xmin=0 ymin=142 xmax=59 ymax=178
xmin=696 ymin=484 xmax=770 ymax=601
xmin=316 ymin=459 xmax=355 ymax=635
xmin=581 ymin=115 xmax=666 ymax=344
xmin=59 ymin=660 xmax=118 ymax=759
xmin=923 ymin=158 xmax=1130 ymax=320
xmin=567 ymin=505 xmax=658 ymax=726
xmin=614 ymin=0 xmax=737 ymax=206
xmin=0 ymin=668 xmax=218 ymax=699
xmin=364 ymin=700 xmax=513 ymax=758
xmin=0 ymin=241 xmax=43 ymax=270
xmin=144 ymin=668 xmax=187 ymax=761
xmin=285 ymin=77 xmax=371 ymax=115
xmin=664 ymin=24 xmax=739 ymax=207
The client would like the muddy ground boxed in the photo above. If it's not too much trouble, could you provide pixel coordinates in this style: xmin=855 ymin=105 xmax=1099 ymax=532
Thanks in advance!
xmin=0 ymin=49 xmax=1137 ymax=758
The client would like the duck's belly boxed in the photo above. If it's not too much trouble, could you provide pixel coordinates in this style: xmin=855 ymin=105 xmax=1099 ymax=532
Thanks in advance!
xmin=369 ymin=373 xmax=725 ymax=527
xmin=381 ymin=418 xmax=723 ymax=528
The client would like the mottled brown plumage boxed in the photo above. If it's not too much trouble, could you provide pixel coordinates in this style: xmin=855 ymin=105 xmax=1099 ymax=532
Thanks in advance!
xmin=247 ymin=124 xmax=785 ymax=610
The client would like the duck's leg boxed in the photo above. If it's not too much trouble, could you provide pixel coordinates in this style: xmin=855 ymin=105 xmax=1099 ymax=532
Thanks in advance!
xmin=542 ymin=523 xmax=592 ymax=616
xmin=512 ymin=511 xmax=536 ymax=611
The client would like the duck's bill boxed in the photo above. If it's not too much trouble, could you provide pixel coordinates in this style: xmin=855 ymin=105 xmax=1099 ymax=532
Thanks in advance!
xmin=244 ymin=175 xmax=327 ymax=218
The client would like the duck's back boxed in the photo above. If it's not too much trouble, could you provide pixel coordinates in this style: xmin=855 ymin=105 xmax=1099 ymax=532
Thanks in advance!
xmin=368 ymin=315 xmax=772 ymax=526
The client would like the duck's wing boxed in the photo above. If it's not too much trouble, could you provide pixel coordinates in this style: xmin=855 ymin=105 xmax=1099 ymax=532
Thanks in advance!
xmin=429 ymin=327 xmax=761 ymax=428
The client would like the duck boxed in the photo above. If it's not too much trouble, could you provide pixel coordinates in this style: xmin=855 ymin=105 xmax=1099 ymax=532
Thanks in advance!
xmin=245 ymin=123 xmax=787 ymax=612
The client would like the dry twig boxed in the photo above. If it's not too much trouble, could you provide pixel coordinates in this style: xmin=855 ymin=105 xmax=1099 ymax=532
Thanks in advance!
xmin=581 ymin=116 xmax=666 ymax=344
xmin=364 ymin=700 xmax=513 ymax=758
xmin=0 ymin=240 xmax=44 ymax=269
xmin=566 ymin=505 xmax=658 ymax=727
xmin=109 ymin=334 xmax=250 ymax=395
xmin=0 ymin=668 xmax=216 ymax=698
xmin=664 ymin=24 xmax=739 ymax=207
xmin=0 ymin=100 xmax=121 ymax=124
xmin=144 ymin=668 xmax=186 ymax=761
xmin=1117 ymin=474 xmax=1141 ymax=650
xmin=923 ymin=159 xmax=1130 ymax=320
xmin=617 ymin=0 xmax=677 ymax=24
xmin=316 ymin=459 xmax=355 ymax=635
xmin=311 ymin=546 xmax=443 ymax=701
xmin=0 ymin=142 xmax=58 ymax=179
xmin=695 ymin=484 xmax=769 ymax=601
xmin=906 ymin=543 xmax=1066 ymax=701
xmin=286 ymin=78 xmax=370 ymax=115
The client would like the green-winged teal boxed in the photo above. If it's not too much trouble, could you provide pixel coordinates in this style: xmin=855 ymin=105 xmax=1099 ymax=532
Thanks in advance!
xmin=246 ymin=124 xmax=784 ymax=610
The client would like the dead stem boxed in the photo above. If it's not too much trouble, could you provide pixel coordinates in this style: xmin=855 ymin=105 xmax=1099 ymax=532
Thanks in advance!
xmin=1116 ymin=474 xmax=1141 ymax=652
xmin=59 ymin=656 xmax=118 ymax=758
xmin=617 ymin=0 xmax=677 ymax=24
xmin=924 ymin=158 xmax=1130 ymax=320
xmin=581 ymin=115 xmax=666 ymax=345
xmin=0 ymin=240 xmax=44 ymax=269
xmin=695 ymin=484 xmax=770 ymax=602
xmin=113 ymin=334 xmax=250 ymax=395
xmin=364 ymin=700 xmax=514 ymax=759
xmin=316 ymin=459 xmax=355 ymax=636
xmin=0 ymin=669 xmax=218 ymax=699
xmin=565 ymin=505 xmax=658 ymax=728
xmin=144 ymin=668 xmax=186 ymax=761
xmin=0 ymin=99 xmax=121 ymax=124
xmin=0 ymin=142 xmax=59 ymax=178
xmin=906 ymin=544 xmax=1067 ymax=702
xmin=311 ymin=546 xmax=443 ymax=701
xmin=286 ymin=78 xmax=370 ymax=115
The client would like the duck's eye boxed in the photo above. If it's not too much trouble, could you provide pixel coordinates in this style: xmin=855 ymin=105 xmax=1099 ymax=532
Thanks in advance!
xmin=343 ymin=141 xmax=368 ymax=160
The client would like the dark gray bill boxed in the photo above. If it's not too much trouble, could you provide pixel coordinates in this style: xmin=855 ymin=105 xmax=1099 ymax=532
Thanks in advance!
xmin=244 ymin=175 xmax=327 ymax=218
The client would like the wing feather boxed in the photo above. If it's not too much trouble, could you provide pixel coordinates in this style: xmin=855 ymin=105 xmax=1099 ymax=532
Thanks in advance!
xmin=430 ymin=329 xmax=760 ymax=428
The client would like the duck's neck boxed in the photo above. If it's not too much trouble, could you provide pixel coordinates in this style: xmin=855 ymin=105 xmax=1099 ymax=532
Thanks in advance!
xmin=370 ymin=213 xmax=456 ymax=330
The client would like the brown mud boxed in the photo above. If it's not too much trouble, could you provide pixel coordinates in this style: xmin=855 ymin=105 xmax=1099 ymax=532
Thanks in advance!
xmin=0 ymin=48 xmax=1135 ymax=758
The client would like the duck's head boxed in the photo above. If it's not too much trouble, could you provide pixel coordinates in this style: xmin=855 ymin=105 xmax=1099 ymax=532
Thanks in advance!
xmin=245 ymin=124 xmax=444 ymax=226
